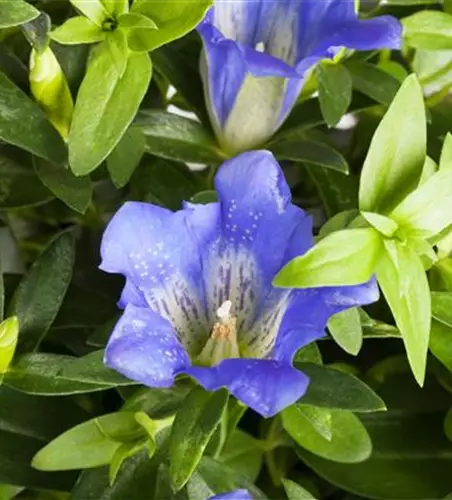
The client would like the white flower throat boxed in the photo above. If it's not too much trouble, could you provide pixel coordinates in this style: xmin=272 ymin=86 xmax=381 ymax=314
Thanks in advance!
xmin=197 ymin=300 xmax=241 ymax=366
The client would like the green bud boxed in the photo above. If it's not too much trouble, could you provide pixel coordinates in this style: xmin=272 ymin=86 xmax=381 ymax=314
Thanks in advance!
xmin=0 ymin=316 xmax=19 ymax=374
xmin=30 ymin=46 xmax=74 ymax=140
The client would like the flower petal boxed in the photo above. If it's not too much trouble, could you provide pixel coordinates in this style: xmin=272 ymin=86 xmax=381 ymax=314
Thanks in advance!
xmin=210 ymin=490 xmax=252 ymax=500
xmin=191 ymin=359 xmax=309 ymax=418
xmin=100 ymin=201 xmax=210 ymax=354
xmin=105 ymin=304 xmax=190 ymax=388
xmin=274 ymin=279 xmax=380 ymax=362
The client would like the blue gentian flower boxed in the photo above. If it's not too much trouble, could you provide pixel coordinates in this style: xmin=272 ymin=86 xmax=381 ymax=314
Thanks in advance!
xmin=198 ymin=0 xmax=402 ymax=153
xmin=100 ymin=151 xmax=378 ymax=417
xmin=210 ymin=490 xmax=252 ymax=500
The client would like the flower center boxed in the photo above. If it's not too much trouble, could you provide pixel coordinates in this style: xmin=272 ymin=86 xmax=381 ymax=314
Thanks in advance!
xmin=196 ymin=300 xmax=241 ymax=366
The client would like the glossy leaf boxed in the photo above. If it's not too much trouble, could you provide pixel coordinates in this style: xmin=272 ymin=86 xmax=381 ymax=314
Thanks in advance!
xmin=169 ymin=387 xmax=228 ymax=491
xmin=359 ymin=74 xmax=426 ymax=214
xmin=0 ymin=0 xmax=39 ymax=29
xmin=376 ymin=240 xmax=431 ymax=386
xmin=0 ymin=317 xmax=19 ymax=374
xmin=12 ymin=231 xmax=75 ymax=351
xmin=283 ymin=479 xmax=318 ymax=500
xmin=50 ymin=17 xmax=105 ymax=45
xmin=328 ymin=307 xmax=363 ymax=356
xmin=107 ymin=127 xmax=145 ymax=187
xmin=69 ymin=44 xmax=152 ymax=175
xmin=274 ymin=228 xmax=382 ymax=288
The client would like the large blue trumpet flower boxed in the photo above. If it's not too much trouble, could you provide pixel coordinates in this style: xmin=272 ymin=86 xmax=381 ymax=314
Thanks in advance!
xmin=198 ymin=0 xmax=402 ymax=153
xmin=100 ymin=151 xmax=378 ymax=418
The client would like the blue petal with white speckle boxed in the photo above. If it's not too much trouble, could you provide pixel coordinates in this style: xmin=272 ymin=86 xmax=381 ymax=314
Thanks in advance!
xmin=101 ymin=151 xmax=379 ymax=418
xmin=198 ymin=0 xmax=402 ymax=153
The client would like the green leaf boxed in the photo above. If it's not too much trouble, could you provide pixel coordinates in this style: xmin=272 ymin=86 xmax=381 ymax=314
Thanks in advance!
xmin=315 ymin=62 xmax=352 ymax=127
xmin=69 ymin=44 xmax=152 ymax=175
xmin=403 ymin=11 xmax=452 ymax=50
xmin=359 ymin=74 xmax=426 ymax=214
xmin=346 ymin=61 xmax=401 ymax=105
xmin=190 ymin=190 xmax=218 ymax=205
xmin=220 ymin=430 xmax=263 ymax=482
xmin=50 ymin=16 xmax=105 ymax=45
xmin=102 ymin=0 xmax=128 ymax=17
xmin=274 ymin=228 xmax=382 ymax=288
xmin=0 ymin=317 xmax=19 ymax=374
xmin=32 ymin=412 xmax=143 ymax=471
xmin=297 ymin=411 xmax=452 ymax=499
xmin=69 ymin=0 xmax=109 ymax=26
xmin=106 ymin=127 xmax=145 ymax=187
xmin=4 ymin=350 xmax=133 ymax=395
xmin=106 ymin=30 xmax=128 ymax=77
xmin=284 ymin=405 xmax=332 ymax=441
xmin=0 ymin=71 xmax=67 ymax=163
xmin=429 ymin=319 xmax=452 ymax=371
xmin=376 ymin=240 xmax=431 ymax=386
xmin=389 ymin=169 xmax=452 ymax=238
xmin=130 ymin=0 xmax=213 ymax=52
xmin=134 ymin=110 xmax=224 ymax=164
xmin=169 ymin=387 xmax=228 ymax=491
xmin=0 ymin=0 xmax=39 ymax=29
xmin=440 ymin=133 xmax=452 ymax=170
xmin=431 ymin=292 xmax=452 ymax=327
xmin=328 ymin=307 xmax=363 ymax=356
xmin=445 ymin=408 xmax=452 ymax=442
xmin=109 ymin=440 xmax=148 ymax=485
xmin=283 ymin=479 xmax=318 ymax=500
xmin=12 ymin=231 xmax=75 ymax=351
xmin=361 ymin=211 xmax=399 ymax=238
xmin=295 ymin=363 xmax=386 ymax=412
xmin=33 ymin=157 xmax=92 ymax=213
xmin=271 ymin=138 xmax=349 ymax=173
xmin=284 ymin=408 xmax=372 ymax=463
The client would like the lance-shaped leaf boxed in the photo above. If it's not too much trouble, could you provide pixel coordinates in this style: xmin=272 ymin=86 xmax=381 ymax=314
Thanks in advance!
xmin=69 ymin=0 xmax=109 ymax=26
xmin=274 ymin=228 xmax=382 ymax=288
xmin=376 ymin=240 xmax=431 ymax=386
xmin=69 ymin=44 xmax=152 ymax=175
xmin=50 ymin=17 xmax=105 ymax=45
xmin=328 ymin=308 xmax=363 ymax=356
xmin=359 ymin=74 xmax=426 ymax=214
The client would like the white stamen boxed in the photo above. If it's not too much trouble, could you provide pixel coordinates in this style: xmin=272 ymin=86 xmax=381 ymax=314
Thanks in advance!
xmin=216 ymin=300 xmax=232 ymax=324
xmin=255 ymin=41 xmax=265 ymax=53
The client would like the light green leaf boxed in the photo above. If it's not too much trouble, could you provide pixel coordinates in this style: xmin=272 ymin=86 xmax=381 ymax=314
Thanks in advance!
xmin=361 ymin=211 xmax=399 ymax=237
xmin=50 ymin=17 xmax=105 ymax=45
xmin=69 ymin=44 xmax=152 ymax=175
xmin=12 ymin=231 xmax=75 ymax=351
xmin=106 ymin=30 xmax=128 ymax=77
xmin=118 ymin=12 xmax=158 ymax=29
xmin=107 ymin=127 xmax=145 ymax=187
xmin=220 ymin=430 xmax=263 ymax=482
xmin=295 ymin=363 xmax=386 ymax=412
xmin=403 ymin=11 xmax=452 ymax=50
xmin=283 ymin=479 xmax=318 ymax=500
xmin=359 ymin=74 xmax=426 ymax=214
xmin=271 ymin=139 xmax=349 ymax=173
xmin=0 ymin=317 xmax=19 ymax=375
xmin=33 ymin=157 xmax=92 ymax=213
xmin=0 ymin=0 xmax=39 ymax=29
xmin=315 ymin=61 xmax=352 ymax=127
xmin=431 ymin=292 xmax=452 ymax=327
xmin=274 ymin=228 xmax=382 ymax=288
xmin=284 ymin=409 xmax=372 ymax=463
xmin=131 ymin=0 xmax=213 ymax=52
xmin=169 ymin=387 xmax=228 ymax=491
xmin=69 ymin=0 xmax=109 ymax=26
xmin=109 ymin=440 xmax=148 ymax=485
xmin=429 ymin=319 xmax=452 ymax=371
xmin=389 ymin=169 xmax=452 ymax=238
xmin=283 ymin=405 xmax=332 ymax=441
xmin=102 ymin=0 xmax=128 ymax=17
xmin=440 ymin=133 xmax=452 ymax=171
xmin=32 ymin=412 xmax=143 ymax=471
xmin=328 ymin=307 xmax=363 ymax=355
xmin=0 ymin=70 xmax=67 ymax=163
xmin=135 ymin=111 xmax=224 ymax=164
xmin=4 ymin=350 xmax=133 ymax=395
xmin=376 ymin=240 xmax=431 ymax=386
xmin=419 ymin=156 xmax=438 ymax=184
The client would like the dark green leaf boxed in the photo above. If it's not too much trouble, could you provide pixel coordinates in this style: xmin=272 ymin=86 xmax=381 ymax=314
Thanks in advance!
xmin=33 ymin=157 xmax=92 ymax=213
xmin=0 ymin=71 xmax=66 ymax=163
xmin=169 ymin=387 xmax=228 ymax=490
xmin=271 ymin=139 xmax=349 ymax=173
xmin=69 ymin=44 xmax=152 ymax=175
xmin=12 ymin=231 xmax=75 ymax=351
xmin=316 ymin=62 xmax=352 ymax=127
xmin=134 ymin=110 xmax=224 ymax=164
xmin=4 ymin=350 xmax=133 ymax=395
